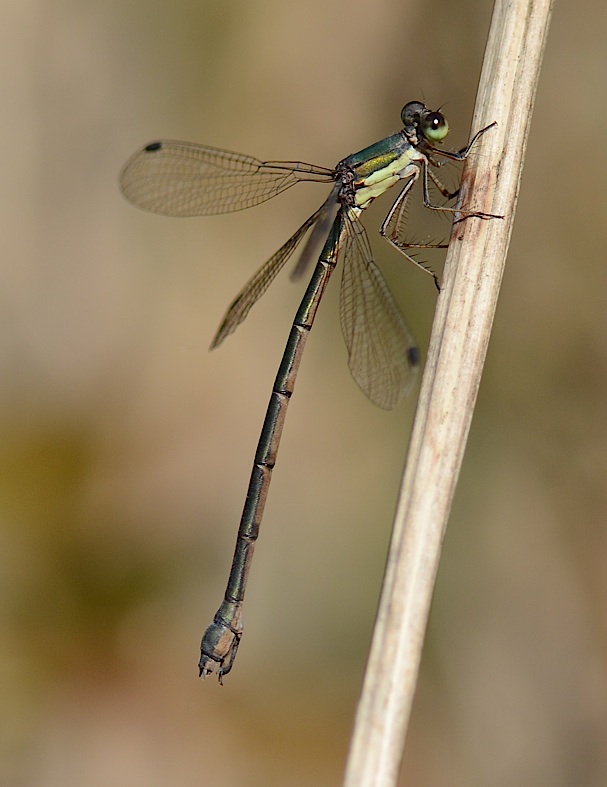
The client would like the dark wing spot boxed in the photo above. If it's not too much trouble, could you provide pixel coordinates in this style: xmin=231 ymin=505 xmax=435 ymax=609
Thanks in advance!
xmin=144 ymin=141 xmax=163 ymax=152
xmin=407 ymin=346 xmax=421 ymax=367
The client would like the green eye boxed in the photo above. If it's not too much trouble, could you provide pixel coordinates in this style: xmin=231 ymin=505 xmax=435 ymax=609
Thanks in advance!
xmin=423 ymin=112 xmax=449 ymax=142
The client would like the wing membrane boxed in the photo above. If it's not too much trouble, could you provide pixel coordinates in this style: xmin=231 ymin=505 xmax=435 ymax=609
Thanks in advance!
xmin=211 ymin=205 xmax=326 ymax=348
xmin=120 ymin=140 xmax=333 ymax=217
xmin=340 ymin=213 xmax=419 ymax=409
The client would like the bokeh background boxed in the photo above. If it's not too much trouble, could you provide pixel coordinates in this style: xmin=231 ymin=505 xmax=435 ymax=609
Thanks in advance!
xmin=3 ymin=1 xmax=607 ymax=785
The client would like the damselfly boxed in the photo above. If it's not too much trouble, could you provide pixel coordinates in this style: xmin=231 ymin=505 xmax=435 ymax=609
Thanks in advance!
xmin=120 ymin=101 xmax=499 ymax=681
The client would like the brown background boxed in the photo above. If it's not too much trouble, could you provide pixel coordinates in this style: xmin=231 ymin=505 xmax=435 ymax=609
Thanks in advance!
xmin=3 ymin=1 xmax=607 ymax=785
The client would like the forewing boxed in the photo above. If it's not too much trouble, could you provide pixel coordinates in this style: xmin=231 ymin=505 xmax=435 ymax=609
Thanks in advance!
xmin=120 ymin=141 xmax=332 ymax=217
xmin=339 ymin=214 xmax=419 ymax=409
xmin=385 ymin=178 xmax=415 ymax=247
xmin=289 ymin=188 xmax=340 ymax=281
xmin=211 ymin=208 xmax=323 ymax=348
xmin=385 ymin=169 xmax=454 ymax=250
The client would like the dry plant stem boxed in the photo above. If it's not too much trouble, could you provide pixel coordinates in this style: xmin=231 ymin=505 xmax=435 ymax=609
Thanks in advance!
xmin=343 ymin=1 xmax=555 ymax=785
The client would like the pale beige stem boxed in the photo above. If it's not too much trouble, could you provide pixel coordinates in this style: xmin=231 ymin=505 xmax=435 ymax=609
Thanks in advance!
xmin=344 ymin=1 xmax=555 ymax=784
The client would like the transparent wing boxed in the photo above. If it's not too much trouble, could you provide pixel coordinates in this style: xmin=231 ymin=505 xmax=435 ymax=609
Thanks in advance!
xmin=339 ymin=213 xmax=419 ymax=409
xmin=383 ymin=164 xmax=458 ymax=249
xmin=383 ymin=177 xmax=416 ymax=247
xmin=120 ymin=140 xmax=333 ymax=217
xmin=211 ymin=205 xmax=326 ymax=348
xmin=289 ymin=189 xmax=340 ymax=281
xmin=382 ymin=171 xmax=451 ymax=290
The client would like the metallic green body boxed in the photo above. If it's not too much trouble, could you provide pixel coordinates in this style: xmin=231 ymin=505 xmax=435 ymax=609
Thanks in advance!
xmin=119 ymin=101 xmax=499 ymax=681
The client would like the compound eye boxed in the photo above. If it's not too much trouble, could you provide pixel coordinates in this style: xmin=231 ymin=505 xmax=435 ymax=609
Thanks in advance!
xmin=423 ymin=111 xmax=449 ymax=142
xmin=401 ymin=101 xmax=425 ymax=126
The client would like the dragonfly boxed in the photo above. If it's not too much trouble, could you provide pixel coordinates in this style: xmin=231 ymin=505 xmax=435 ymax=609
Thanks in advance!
xmin=120 ymin=101 xmax=499 ymax=682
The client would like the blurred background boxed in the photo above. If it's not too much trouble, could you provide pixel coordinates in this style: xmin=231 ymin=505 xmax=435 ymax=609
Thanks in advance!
xmin=2 ymin=1 xmax=607 ymax=785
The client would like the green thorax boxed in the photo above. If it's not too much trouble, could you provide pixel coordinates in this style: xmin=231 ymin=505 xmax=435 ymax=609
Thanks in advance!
xmin=341 ymin=131 xmax=412 ymax=181
xmin=340 ymin=131 xmax=418 ymax=211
